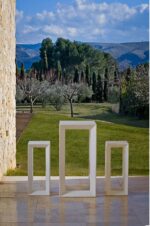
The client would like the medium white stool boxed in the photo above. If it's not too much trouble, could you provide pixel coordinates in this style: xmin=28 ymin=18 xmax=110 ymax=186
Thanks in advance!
xmin=59 ymin=121 xmax=97 ymax=197
xmin=28 ymin=141 xmax=50 ymax=195
xmin=105 ymin=141 xmax=129 ymax=195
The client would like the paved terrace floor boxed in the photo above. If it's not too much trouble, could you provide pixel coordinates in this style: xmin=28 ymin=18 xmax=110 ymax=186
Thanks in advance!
xmin=0 ymin=176 xmax=149 ymax=226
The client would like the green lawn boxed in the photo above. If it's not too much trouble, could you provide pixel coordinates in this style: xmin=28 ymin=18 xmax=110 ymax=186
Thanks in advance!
xmin=8 ymin=103 xmax=149 ymax=176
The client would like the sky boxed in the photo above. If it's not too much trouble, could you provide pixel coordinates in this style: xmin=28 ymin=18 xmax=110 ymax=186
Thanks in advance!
xmin=16 ymin=0 xmax=149 ymax=44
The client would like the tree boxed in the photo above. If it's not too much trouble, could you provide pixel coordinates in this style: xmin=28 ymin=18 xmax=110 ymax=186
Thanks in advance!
xmin=17 ymin=78 xmax=49 ymax=113
xmin=16 ymin=85 xmax=24 ymax=103
xmin=125 ymin=67 xmax=131 ymax=82
xmin=20 ymin=63 xmax=25 ymax=79
xmin=85 ymin=65 xmax=91 ymax=86
xmin=108 ymin=86 xmax=120 ymax=103
xmin=95 ymin=74 xmax=103 ymax=102
xmin=121 ymin=76 xmax=149 ymax=118
xmin=80 ymin=71 xmax=85 ymax=83
xmin=30 ymin=37 xmax=117 ymax=86
xmin=114 ymin=70 xmax=118 ymax=83
xmin=46 ymin=82 xmax=65 ymax=111
xmin=92 ymin=72 xmax=97 ymax=100
xmin=104 ymin=68 xmax=109 ymax=101
xmin=40 ymin=38 xmax=54 ymax=73
xmin=63 ymin=83 xmax=92 ymax=117
xmin=120 ymin=63 xmax=149 ymax=119
xmin=56 ymin=60 xmax=62 ymax=81
xmin=73 ymin=68 xmax=80 ymax=83
xmin=16 ymin=64 xmax=19 ymax=77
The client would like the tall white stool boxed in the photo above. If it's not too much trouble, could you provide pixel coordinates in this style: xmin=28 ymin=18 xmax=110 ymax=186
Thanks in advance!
xmin=105 ymin=141 xmax=129 ymax=195
xmin=59 ymin=121 xmax=97 ymax=197
xmin=28 ymin=141 xmax=50 ymax=195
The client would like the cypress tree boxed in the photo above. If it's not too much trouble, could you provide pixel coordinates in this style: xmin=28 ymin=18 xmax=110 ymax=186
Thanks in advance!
xmin=92 ymin=72 xmax=96 ymax=93
xmin=56 ymin=60 xmax=62 ymax=81
xmin=96 ymin=74 xmax=103 ymax=102
xmin=20 ymin=63 xmax=25 ymax=80
xmin=44 ymin=50 xmax=48 ymax=71
xmin=81 ymin=71 xmax=85 ymax=83
xmin=85 ymin=65 xmax=90 ymax=86
xmin=16 ymin=64 xmax=19 ymax=77
xmin=104 ymin=68 xmax=109 ymax=101
xmin=114 ymin=68 xmax=119 ymax=84
xmin=92 ymin=72 xmax=97 ymax=100
xmin=114 ymin=70 xmax=118 ymax=83
xmin=73 ymin=68 xmax=79 ymax=83
xmin=126 ymin=67 xmax=131 ymax=82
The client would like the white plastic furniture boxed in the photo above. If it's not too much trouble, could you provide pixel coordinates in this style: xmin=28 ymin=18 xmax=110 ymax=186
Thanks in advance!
xmin=59 ymin=121 xmax=97 ymax=197
xmin=105 ymin=141 xmax=129 ymax=195
xmin=28 ymin=141 xmax=50 ymax=195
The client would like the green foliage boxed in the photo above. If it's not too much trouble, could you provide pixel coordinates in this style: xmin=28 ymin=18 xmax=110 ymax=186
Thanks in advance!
xmin=120 ymin=64 xmax=149 ymax=119
xmin=47 ymin=83 xmax=65 ymax=111
xmin=31 ymin=37 xmax=117 ymax=83
xmin=40 ymin=38 xmax=54 ymax=71
xmin=108 ymin=86 xmax=120 ymax=103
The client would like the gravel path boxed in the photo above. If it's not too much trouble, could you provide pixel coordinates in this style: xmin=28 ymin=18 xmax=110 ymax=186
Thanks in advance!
xmin=16 ymin=113 xmax=32 ymax=141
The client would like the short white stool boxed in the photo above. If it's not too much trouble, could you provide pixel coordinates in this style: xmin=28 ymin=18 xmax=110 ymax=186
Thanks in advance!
xmin=105 ymin=141 xmax=129 ymax=195
xmin=59 ymin=121 xmax=97 ymax=197
xmin=28 ymin=141 xmax=50 ymax=195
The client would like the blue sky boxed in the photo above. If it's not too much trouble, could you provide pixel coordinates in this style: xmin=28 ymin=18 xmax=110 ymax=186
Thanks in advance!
xmin=16 ymin=0 xmax=149 ymax=44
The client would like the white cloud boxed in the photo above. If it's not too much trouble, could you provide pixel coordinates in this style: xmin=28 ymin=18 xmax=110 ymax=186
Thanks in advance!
xmin=16 ymin=1 xmax=149 ymax=43
xmin=43 ymin=25 xmax=64 ymax=36
xmin=67 ymin=27 xmax=78 ymax=37
xmin=16 ymin=10 xmax=24 ymax=23
xmin=23 ymin=25 xmax=40 ymax=34
xmin=36 ymin=10 xmax=55 ymax=21
xmin=138 ymin=4 xmax=149 ymax=13
xmin=109 ymin=3 xmax=137 ymax=20
xmin=96 ymin=14 xmax=107 ymax=25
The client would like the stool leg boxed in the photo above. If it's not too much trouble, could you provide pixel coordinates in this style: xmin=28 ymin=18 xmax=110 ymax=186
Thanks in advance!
xmin=28 ymin=145 xmax=33 ymax=193
xmin=105 ymin=145 xmax=111 ymax=195
xmin=89 ymin=125 xmax=96 ymax=196
xmin=59 ymin=127 xmax=66 ymax=196
xmin=45 ymin=145 xmax=50 ymax=194
xmin=123 ymin=145 xmax=129 ymax=195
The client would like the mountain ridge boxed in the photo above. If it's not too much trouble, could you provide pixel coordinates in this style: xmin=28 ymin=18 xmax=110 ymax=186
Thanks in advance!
xmin=16 ymin=41 xmax=149 ymax=70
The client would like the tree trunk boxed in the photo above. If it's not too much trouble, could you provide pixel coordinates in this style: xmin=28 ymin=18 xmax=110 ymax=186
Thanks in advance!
xmin=69 ymin=100 xmax=74 ymax=117
xmin=30 ymin=102 xmax=33 ymax=113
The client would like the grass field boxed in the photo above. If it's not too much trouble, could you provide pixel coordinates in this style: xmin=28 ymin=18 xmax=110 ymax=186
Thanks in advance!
xmin=8 ymin=103 xmax=149 ymax=176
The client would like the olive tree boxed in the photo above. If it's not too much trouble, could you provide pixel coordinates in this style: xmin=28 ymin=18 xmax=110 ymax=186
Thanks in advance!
xmin=16 ymin=85 xmax=24 ymax=103
xmin=46 ymin=82 xmax=65 ymax=111
xmin=17 ymin=78 xmax=49 ymax=113
xmin=63 ymin=83 xmax=93 ymax=117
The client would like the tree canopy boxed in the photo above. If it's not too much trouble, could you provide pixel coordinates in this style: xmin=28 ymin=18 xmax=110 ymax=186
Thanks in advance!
xmin=31 ymin=37 xmax=117 ymax=83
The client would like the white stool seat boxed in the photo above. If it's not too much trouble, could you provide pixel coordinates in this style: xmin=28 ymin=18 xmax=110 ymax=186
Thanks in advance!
xmin=59 ymin=121 xmax=97 ymax=197
xmin=105 ymin=141 xmax=129 ymax=195
xmin=28 ymin=141 xmax=50 ymax=195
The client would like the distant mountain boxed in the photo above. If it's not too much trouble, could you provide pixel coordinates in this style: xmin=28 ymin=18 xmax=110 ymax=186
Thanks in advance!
xmin=88 ymin=41 xmax=149 ymax=70
xmin=16 ymin=41 xmax=149 ymax=70
xmin=16 ymin=43 xmax=41 ymax=69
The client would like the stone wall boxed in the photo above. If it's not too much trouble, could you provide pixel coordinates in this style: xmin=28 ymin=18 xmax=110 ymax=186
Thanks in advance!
xmin=0 ymin=0 xmax=16 ymax=179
